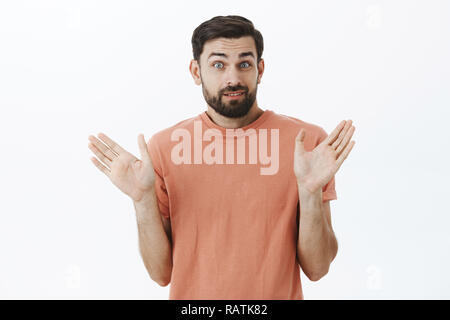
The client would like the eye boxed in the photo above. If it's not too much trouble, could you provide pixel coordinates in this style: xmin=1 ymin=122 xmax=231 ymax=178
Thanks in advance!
xmin=240 ymin=62 xmax=251 ymax=68
xmin=213 ymin=62 xmax=224 ymax=69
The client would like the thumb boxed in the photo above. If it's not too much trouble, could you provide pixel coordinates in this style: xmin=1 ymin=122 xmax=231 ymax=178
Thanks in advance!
xmin=294 ymin=129 xmax=306 ymax=156
xmin=137 ymin=133 xmax=151 ymax=164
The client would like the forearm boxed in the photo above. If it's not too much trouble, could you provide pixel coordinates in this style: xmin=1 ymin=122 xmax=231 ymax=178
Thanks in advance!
xmin=297 ymin=184 xmax=337 ymax=280
xmin=133 ymin=188 xmax=172 ymax=286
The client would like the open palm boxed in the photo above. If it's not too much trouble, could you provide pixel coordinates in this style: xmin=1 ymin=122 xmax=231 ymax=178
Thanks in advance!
xmin=294 ymin=120 xmax=356 ymax=193
xmin=88 ymin=133 xmax=155 ymax=202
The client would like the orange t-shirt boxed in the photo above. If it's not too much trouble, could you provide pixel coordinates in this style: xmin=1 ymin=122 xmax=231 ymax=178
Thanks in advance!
xmin=147 ymin=109 xmax=337 ymax=300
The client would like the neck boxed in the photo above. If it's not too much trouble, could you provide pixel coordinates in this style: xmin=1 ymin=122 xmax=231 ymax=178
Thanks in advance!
xmin=205 ymin=103 xmax=265 ymax=129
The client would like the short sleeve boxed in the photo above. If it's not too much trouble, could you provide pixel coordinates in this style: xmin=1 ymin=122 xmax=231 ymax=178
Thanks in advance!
xmin=322 ymin=176 xmax=337 ymax=202
xmin=316 ymin=126 xmax=338 ymax=202
xmin=147 ymin=134 xmax=170 ymax=219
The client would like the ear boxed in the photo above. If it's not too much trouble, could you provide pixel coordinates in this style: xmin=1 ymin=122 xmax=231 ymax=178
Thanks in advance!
xmin=257 ymin=58 xmax=265 ymax=84
xmin=189 ymin=59 xmax=202 ymax=86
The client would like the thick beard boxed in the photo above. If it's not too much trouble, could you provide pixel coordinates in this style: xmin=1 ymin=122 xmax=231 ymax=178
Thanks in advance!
xmin=202 ymin=82 xmax=258 ymax=118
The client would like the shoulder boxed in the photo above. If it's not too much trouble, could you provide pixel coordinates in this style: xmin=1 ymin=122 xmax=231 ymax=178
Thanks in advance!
xmin=148 ymin=114 xmax=199 ymax=150
xmin=271 ymin=111 xmax=329 ymax=144
xmin=147 ymin=114 xmax=199 ymax=173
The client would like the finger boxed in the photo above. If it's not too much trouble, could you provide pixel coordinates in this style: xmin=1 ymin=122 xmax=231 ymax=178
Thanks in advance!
xmin=331 ymin=120 xmax=352 ymax=150
xmin=335 ymin=125 xmax=355 ymax=157
xmin=96 ymin=132 xmax=127 ymax=156
xmin=336 ymin=140 xmax=355 ymax=170
xmin=88 ymin=141 xmax=113 ymax=168
xmin=138 ymin=134 xmax=151 ymax=164
xmin=295 ymin=128 xmax=306 ymax=141
xmin=294 ymin=129 xmax=306 ymax=156
xmin=88 ymin=135 xmax=118 ymax=163
xmin=324 ymin=120 xmax=346 ymax=146
xmin=90 ymin=156 xmax=111 ymax=177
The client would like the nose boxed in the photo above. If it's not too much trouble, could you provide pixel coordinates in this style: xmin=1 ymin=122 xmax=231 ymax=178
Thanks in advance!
xmin=224 ymin=65 xmax=243 ymax=88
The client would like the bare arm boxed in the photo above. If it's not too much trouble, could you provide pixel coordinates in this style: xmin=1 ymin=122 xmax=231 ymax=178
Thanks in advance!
xmin=293 ymin=119 xmax=355 ymax=281
xmin=134 ymin=191 xmax=172 ymax=287
xmin=297 ymin=187 xmax=337 ymax=281
xmin=88 ymin=132 xmax=172 ymax=286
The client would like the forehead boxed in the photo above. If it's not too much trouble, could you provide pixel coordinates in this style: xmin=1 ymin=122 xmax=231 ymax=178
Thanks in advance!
xmin=202 ymin=36 xmax=256 ymax=60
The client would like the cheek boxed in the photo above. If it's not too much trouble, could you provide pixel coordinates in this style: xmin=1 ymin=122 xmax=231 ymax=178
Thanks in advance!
xmin=202 ymin=74 xmax=219 ymax=86
xmin=243 ymin=72 xmax=258 ymax=85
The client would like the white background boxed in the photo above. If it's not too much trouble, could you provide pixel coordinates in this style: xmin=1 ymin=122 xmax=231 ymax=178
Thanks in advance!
xmin=0 ymin=0 xmax=449 ymax=299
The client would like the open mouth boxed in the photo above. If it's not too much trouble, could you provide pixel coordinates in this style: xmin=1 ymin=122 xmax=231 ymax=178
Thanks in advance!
xmin=223 ymin=91 xmax=245 ymax=97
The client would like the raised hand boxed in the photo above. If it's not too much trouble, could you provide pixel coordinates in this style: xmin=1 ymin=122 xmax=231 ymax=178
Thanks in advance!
xmin=294 ymin=120 xmax=356 ymax=194
xmin=88 ymin=133 xmax=156 ymax=202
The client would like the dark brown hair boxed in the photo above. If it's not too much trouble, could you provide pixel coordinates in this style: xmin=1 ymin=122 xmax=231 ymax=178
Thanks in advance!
xmin=191 ymin=15 xmax=264 ymax=66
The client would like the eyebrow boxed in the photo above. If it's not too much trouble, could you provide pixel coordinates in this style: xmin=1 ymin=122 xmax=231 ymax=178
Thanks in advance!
xmin=207 ymin=51 xmax=255 ymax=61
